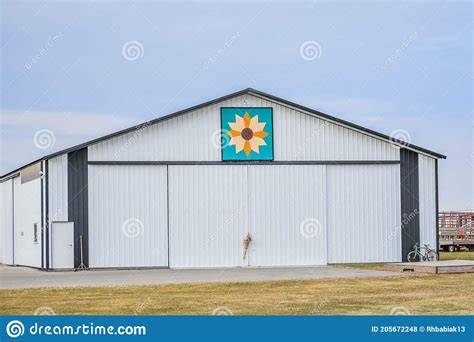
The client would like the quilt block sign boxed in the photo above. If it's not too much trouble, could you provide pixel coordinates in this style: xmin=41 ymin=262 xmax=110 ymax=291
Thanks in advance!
xmin=221 ymin=107 xmax=273 ymax=161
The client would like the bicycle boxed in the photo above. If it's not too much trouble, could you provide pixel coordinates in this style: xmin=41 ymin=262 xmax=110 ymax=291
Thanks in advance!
xmin=407 ymin=243 xmax=437 ymax=262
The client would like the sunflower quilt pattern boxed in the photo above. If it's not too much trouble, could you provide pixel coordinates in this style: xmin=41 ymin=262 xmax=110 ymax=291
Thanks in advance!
xmin=221 ymin=107 xmax=273 ymax=161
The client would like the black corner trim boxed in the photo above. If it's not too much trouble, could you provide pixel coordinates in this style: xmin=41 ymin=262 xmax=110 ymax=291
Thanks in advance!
xmin=68 ymin=148 xmax=89 ymax=268
xmin=400 ymin=148 xmax=420 ymax=261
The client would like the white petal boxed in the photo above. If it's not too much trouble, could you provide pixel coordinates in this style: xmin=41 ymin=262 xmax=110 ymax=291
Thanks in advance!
xmin=228 ymin=114 xmax=245 ymax=132
xmin=249 ymin=115 xmax=266 ymax=132
xmin=249 ymin=137 xmax=267 ymax=153
xmin=230 ymin=136 xmax=245 ymax=153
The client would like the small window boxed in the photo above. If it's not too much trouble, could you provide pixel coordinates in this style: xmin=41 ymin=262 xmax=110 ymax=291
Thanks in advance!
xmin=33 ymin=223 xmax=38 ymax=244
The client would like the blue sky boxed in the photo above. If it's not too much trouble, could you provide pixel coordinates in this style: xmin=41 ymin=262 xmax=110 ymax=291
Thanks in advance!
xmin=1 ymin=0 xmax=472 ymax=210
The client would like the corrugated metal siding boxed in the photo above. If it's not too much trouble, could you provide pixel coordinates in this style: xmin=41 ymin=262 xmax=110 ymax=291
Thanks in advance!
xmin=248 ymin=165 xmax=327 ymax=266
xmin=88 ymin=165 xmax=168 ymax=267
xmin=400 ymin=148 xmax=420 ymax=261
xmin=13 ymin=176 xmax=42 ymax=267
xmin=88 ymin=102 xmax=222 ymax=162
xmin=0 ymin=179 xmax=14 ymax=264
xmin=88 ymin=94 xmax=399 ymax=162
xmin=327 ymin=164 xmax=401 ymax=263
xmin=418 ymin=155 xmax=437 ymax=250
xmin=169 ymin=165 xmax=248 ymax=267
xmin=48 ymin=154 xmax=68 ymax=222
xmin=270 ymin=102 xmax=399 ymax=161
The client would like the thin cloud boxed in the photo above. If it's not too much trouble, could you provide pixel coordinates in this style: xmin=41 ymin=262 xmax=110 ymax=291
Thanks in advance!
xmin=0 ymin=110 xmax=144 ymax=175
xmin=291 ymin=96 xmax=425 ymax=127
xmin=1 ymin=110 xmax=142 ymax=137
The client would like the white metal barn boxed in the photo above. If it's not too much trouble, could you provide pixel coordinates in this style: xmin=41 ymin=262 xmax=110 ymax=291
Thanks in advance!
xmin=0 ymin=89 xmax=445 ymax=270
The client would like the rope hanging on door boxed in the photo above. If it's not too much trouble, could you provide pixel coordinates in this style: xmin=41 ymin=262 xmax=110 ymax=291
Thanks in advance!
xmin=243 ymin=233 xmax=252 ymax=260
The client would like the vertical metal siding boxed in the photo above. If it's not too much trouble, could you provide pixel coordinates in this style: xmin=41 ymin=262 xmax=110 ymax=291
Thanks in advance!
xmin=88 ymin=165 xmax=168 ymax=267
xmin=327 ymin=164 xmax=401 ymax=263
xmin=88 ymin=103 xmax=222 ymax=162
xmin=418 ymin=154 xmax=437 ymax=250
xmin=0 ymin=179 xmax=14 ymax=264
xmin=248 ymin=165 xmax=327 ymax=266
xmin=88 ymin=94 xmax=399 ymax=162
xmin=48 ymin=154 xmax=68 ymax=222
xmin=168 ymin=165 xmax=248 ymax=267
xmin=400 ymin=148 xmax=420 ymax=261
xmin=13 ymin=176 xmax=42 ymax=267
xmin=270 ymin=102 xmax=399 ymax=161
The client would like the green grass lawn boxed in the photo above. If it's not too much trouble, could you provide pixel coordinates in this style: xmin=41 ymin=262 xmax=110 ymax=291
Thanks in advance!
xmin=1 ymin=273 xmax=473 ymax=315
xmin=333 ymin=263 xmax=386 ymax=271
xmin=338 ymin=251 xmax=474 ymax=271
xmin=439 ymin=251 xmax=474 ymax=260
xmin=1 ymin=252 xmax=472 ymax=316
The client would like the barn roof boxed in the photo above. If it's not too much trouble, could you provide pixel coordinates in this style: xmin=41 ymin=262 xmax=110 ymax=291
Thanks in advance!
xmin=1 ymin=88 xmax=446 ymax=179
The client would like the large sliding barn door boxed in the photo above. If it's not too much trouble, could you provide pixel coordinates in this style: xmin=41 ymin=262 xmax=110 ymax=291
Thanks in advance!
xmin=248 ymin=165 xmax=327 ymax=266
xmin=327 ymin=164 xmax=401 ymax=263
xmin=168 ymin=165 xmax=248 ymax=267
xmin=88 ymin=165 xmax=168 ymax=268
xmin=168 ymin=165 xmax=327 ymax=267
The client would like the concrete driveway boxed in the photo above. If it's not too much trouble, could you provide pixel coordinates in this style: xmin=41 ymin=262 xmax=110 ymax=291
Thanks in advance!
xmin=0 ymin=265 xmax=400 ymax=289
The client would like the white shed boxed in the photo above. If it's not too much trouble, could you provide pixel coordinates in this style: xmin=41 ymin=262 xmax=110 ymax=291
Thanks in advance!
xmin=0 ymin=88 xmax=445 ymax=269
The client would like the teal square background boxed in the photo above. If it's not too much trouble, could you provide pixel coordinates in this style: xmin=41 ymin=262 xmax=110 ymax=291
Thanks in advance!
xmin=221 ymin=107 xmax=273 ymax=161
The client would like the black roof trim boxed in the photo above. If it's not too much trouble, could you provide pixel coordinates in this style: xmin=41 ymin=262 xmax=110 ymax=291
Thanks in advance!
xmin=0 ymin=87 xmax=446 ymax=178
